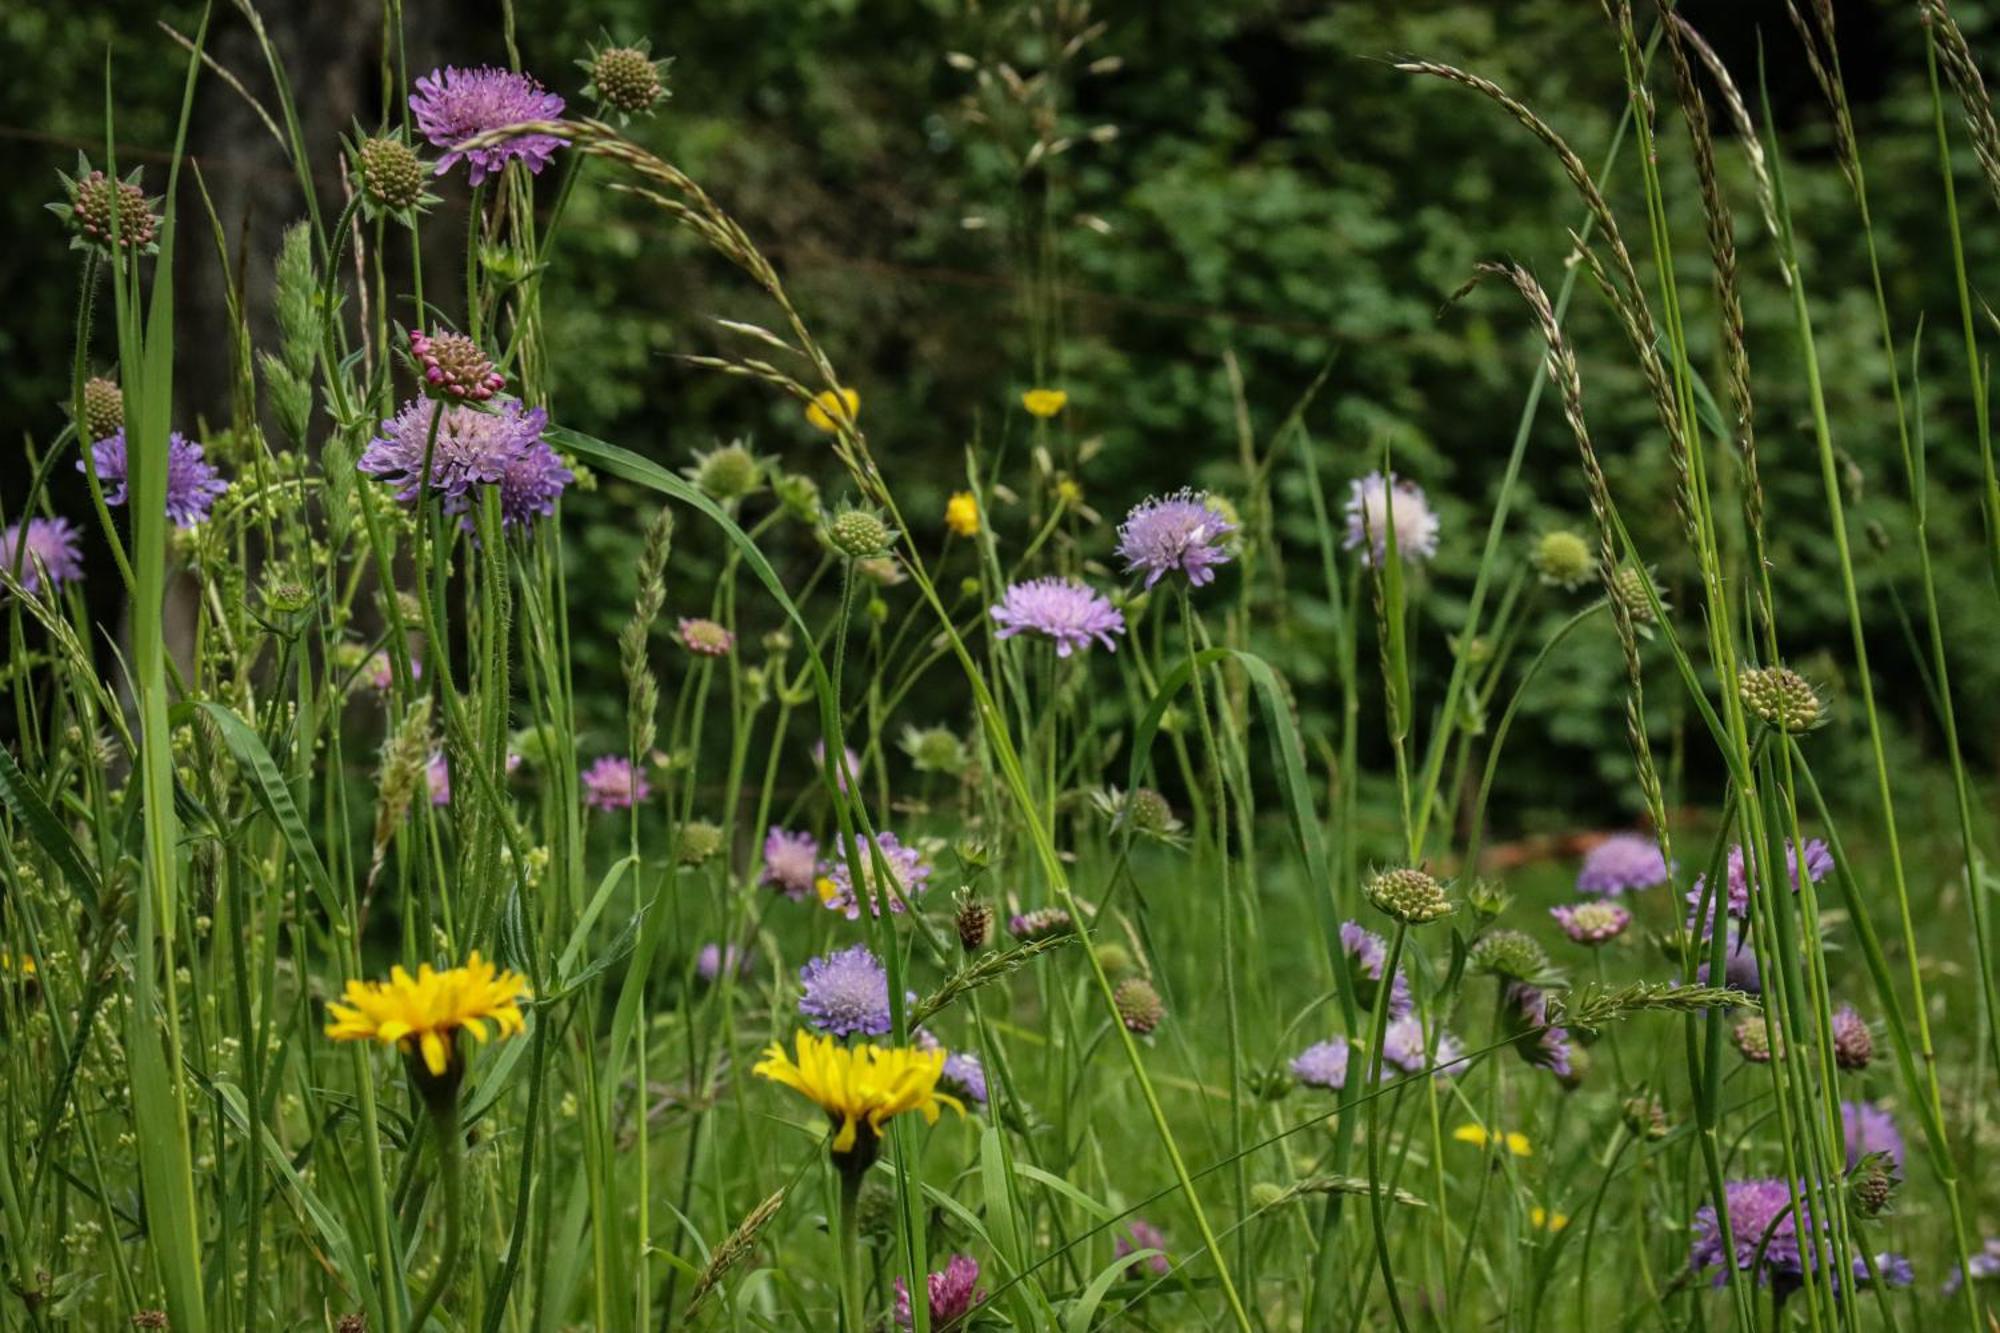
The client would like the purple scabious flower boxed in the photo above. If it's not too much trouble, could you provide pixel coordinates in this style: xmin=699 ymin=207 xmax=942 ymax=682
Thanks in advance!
xmin=359 ymin=398 xmax=566 ymax=532
xmin=410 ymin=66 xmax=567 ymax=185
xmin=894 ymin=1254 xmax=985 ymax=1330
xmin=1551 ymin=900 xmax=1631 ymax=946
xmin=1339 ymin=921 xmax=1414 ymax=1019
xmin=1686 ymin=838 xmax=1834 ymax=936
xmin=1576 ymin=832 xmax=1671 ymax=895
xmin=1290 ymin=1039 xmax=1351 ymax=1091
xmin=1841 ymin=1100 xmax=1903 ymax=1170
xmin=1945 ymin=1238 xmax=2000 ymax=1295
xmin=1342 ymin=471 xmax=1440 ymax=566
xmin=581 ymin=755 xmax=650 ymax=811
xmin=989 ymin=577 xmax=1125 ymax=657
xmin=1696 ymin=927 xmax=1763 ymax=997
xmin=1505 ymin=983 xmax=1572 ymax=1079
xmin=1863 ymin=1253 xmax=1914 ymax=1289
xmin=83 ymin=430 xmax=229 ymax=527
xmin=811 ymin=739 xmax=863 ymax=795
xmin=941 ymin=1051 xmax=987 ymax=1105
xmin=1383 ymin=1016 xmax=1467 ymax=1078
xmin=2 ymin=517 xmax=85 ymax=594
xmin=1115 ymin=489 xmax=1236 ymax=588
xmin=1691 ymin=1178 xmax=1812 ymax=1287
xmin=1116 ymin=1220 xmax=1171 ymax=1277
xmin=797 ymin=943 xmax=893 ymax=1037
xmin=818 ymin=831 xmax=930 ymax=919
xmin=696 ymin=943 xmax=746 ymax=983
xmin=761 ymin=827 xmax=819 ymax=900
xmin=426 ymin=750 xmax=451 ymax=806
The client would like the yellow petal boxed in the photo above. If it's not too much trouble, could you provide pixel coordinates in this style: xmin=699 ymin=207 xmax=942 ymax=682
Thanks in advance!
xmin=421 ymin=1030 xmax=450 ymax=1077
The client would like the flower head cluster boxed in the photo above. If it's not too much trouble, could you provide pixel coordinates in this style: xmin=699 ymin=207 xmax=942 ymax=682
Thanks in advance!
xmin=677 ymin=617 xmax=735 ymax=657
xmin=805 ymin=387 xmax=859 ymax=433
xmin=359 ymin=398 xmax=570 ymax=532
xmin=1945 ymin=1238 xmax=2000 ymax=1296
xmin=990 ymin=577 xmax=1125 ymax=657
xmin=1115 ymin=1220 xmax=1171 ymax=1277
xmin=84 ymin=430 xmax=230 ymax=528
xmin=1366 ymin=867 xmax=1452 ymax=925
xmin=1687 ymin=838 xmax=1834 ymax=936
xmin=409 ymin=328 xmax=506 ymax=401
xmin=761 ymin=827 xmax=819 ymax=899
xmin=697 ymin=943 xmax=747 ymax=983
xmin=1291 ymin=1038 xmax=1352 ymax=1091
xmin=945 ymin=491 xmax=980 ymax=537
xmin=798 ymin=944 xmax=894 ymax=1037
xmin=1382 ymin=1016 xmax=1466 ymax=1078
xmin=410 ymin=66 xmax=567 ymax=185
xmin=1550 ymin=900 xmax=1631 ymax=946
xmin=1688 ymin=1179 xmax=1902 ymax=1292
xmin=1116 ymin=489 xmax=1237 ymax=589
xmin=1021 ymin=387 xmax=1068 ymax=418
xmin=818 ymin=831 xmax=931 ymax=919
xmin=1696 ymin=927 xmax=1763 ymax=996
xmin=752 ymin=1030 xmax=964 ymax=1158
xmin=1009 ymin=907 xmax=1074 ymax=941
xmin=1832 ymin=1005 xmax=1873 ymax=1071
xmin=1343 ymin=471 xmax=1439 ymax=566
xmin=2 ymin=518 xmax=85 ymax=595
xmin=1114 ymin=977 xmax=1165 ymax=1034
xmin=354 ymin=134 xmax=432 ymax=218
xmin=895 ymin=1254 xmax=984 ymax=1330
xmin=578 ymin=38 xmax=672 ymax=121
xmin=1842 ymin=1099 xmax=1903 ymax=1170
xmin=581 ymin=755 xmax=650 ymax=811
xmin=941 ymin=1051 xmax=987 ymax=1105
xmin=1339 ymin=921 xmax=1413 ymax=1018
xmin=1503 ymin=983 xmax=1572 ymax=1080
xmin=1576 ymin=832 xmax=1671 ymax=895
xmin=324 ymin=951 xmax=530 ymax=1081
xmin=1531 ymin=529 xmax=1593 ymax=590
xmin=52 ymin=159 xmax=159 ymax=253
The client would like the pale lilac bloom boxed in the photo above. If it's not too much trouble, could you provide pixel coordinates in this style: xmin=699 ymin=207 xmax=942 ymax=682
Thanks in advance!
xmin=1576 ymin=832 xmax=1671 ymax=895
xmin=410 ymin=66 xmax=567 ymax=184
xmin=1841 ymin=1100 xmax=1903 ymax=1169
xmin=1696 ymin=926 xmax=1763 ymax=997
xmin=363 ymin=651 xmax=421 ymax=692
xmin=1116 ymin=1220 xmax=1171 ymax=1277
xmin=797 ymin=943 xmax=893 ymax=1037
xmin=1291 ymin=1039 xmax=1351 ymax=1091
xmin=1115 ymin=489 xmax=1236 ymax=588
xmin=1505 ymin=983 xmax=1572 ymax=1079
xmin=819 ymin=831 xmax=930 ymax=919
xmin=426 ymin=750 xmax=451 ymax=806
xmin=83 ymin=430 xmax=229 ymax=527
xmin=1339 ymin=920 xmax=1413 ymax=1019
xmin=1686 ymin=838 xmax=1834 ymax=936
xmin=811 ymin=739 xmax=863 ymax=795
xmin=1382 ymin=1016 xmax=1466 ymax=1078
xmin=1550 ymin=900 xmax=1632 ymax=945
xmin=989 ymin=577 xmax=1125 ymax=657
xmin=1692 ymin=1179 xmax=1813 ymax=1287
xmin=1342 ymin=471 xmax=1439 ymax=566
xmin=942 ymin=1051 xmax=987 ymax=1105
xmin=2 ymin=517 xmax=85 ymax=594
xmin=581 ymin=755 xmax=650 ymax=811
xmin=697 ymin=943 xmax=746 ymax=983
xmin=359 ymin=397 xmax=568 ymax=532
xmin=894 ymin=1254 xmax=984 ymax=1329
xmin=1945 ymin=1238 xmax=2000 ymax=1295
xmin=761 ymin=827 xmax=819 ymax=899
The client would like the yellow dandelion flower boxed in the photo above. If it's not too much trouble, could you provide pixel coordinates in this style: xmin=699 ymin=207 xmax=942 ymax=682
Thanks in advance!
xmin=753 ymin=1029 xmax=965 ymax=1154
xmin=325 ymin=951 xmax=531 ymax=1078
xmin=1021 ymin=387 xmax=1068 ymax=419
xmin=0 ymin=953 xmax=35 ymax=978
xmin=1530 ymin=1206 xmax=1569 ymax=1232
xmin=805 ymin=387 xmax=860 ymax=433
xmin=1452 ymin=1123 xmax=1532 ymax=1157
xmin=945 ymin=491 xmax=980 ymax=537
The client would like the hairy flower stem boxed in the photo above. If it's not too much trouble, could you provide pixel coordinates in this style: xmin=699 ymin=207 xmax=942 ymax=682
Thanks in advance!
xmin=407 ymin=1092 xmax=465 ymax=1332
xmin=835 ymin=1165 xmax=866 ymax=1333
xmin=1362 ymin=923 xmax=1412 ymax=1332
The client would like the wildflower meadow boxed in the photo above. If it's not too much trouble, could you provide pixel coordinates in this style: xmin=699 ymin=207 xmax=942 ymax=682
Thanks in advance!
xmin=12 ymin=1 xmax=2000 ymax=1328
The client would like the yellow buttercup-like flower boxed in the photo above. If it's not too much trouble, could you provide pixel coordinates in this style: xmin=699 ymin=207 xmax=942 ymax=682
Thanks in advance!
xmin=945 ymin=491 xmax=980 ymax=537
xmin=805 ymin=387 xmax=860 ymax=433
xmin=325 ymin=951 xmax=531 ymax=1077
xmin=0 ymin=953 xmax=36 ymax=978
xmin=1021 ymin=387 xmax=1068 ymax=419
xmin=754 ymin=1030 xmax=964 ymax=1154
xmin=1530 ymin=1206 xmax=1569 ymax=1232
xmin=1452 ymin=1123 xmax=1532 ymax=1157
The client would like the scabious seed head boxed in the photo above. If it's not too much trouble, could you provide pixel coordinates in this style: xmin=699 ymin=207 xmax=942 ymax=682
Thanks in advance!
xmin=1739 ymin=665 xmax=1823 ymax=733
xmin=1009 ymin=906 xmax=1074 ymax=942
xmin=1114 ymin=977 xmax=1164 ymax=1035
xmin=1832 ymin=1004 xmax=1873 ymax=1071
xmin=773 ymin=471 xmax=821 ymax=523
xmin=358 ymin=135 xmax=428 ymax=213
xmin=1611 ymin=565 xmax=1662 ymax=626
xmin=1094 ymin=942 xmax=1136 ymax=976
xmin=409 ymin=328 xmax=505 ymax=402
xmin=677 ymin=820 xmax=724 ymax=865
xmin=826 ymin=507 xmax=895 ymax=559
xmin=58 ymin=166 xmax=159 ymax=252
xmin=1365 ymin=867 xmax=1452 ymax=925
xmin=1733 ymin=1014 xmax=1780 ymax=1063
xmin=677 ymin=617 xmax=735 ymax=657
xmin=1549 ymin=900 xmax=1631 ymax=946
xmin=1531 ymin=529 xmax=1593 ymax=590
xmin=1849 ymin=1153 xmax=1899 ymax=1218
xmin=581 ymin=41 xmax=670 ymax=118
xmin=1471 ymin=929 xmax=1552 ymax=982
xmin=687 ymin=440 xmax=764 ymax=501
xmin=954 ymin=895 xmax=993 ymax=953
xmin=1621 ymin=1094 xmax=1669 ymax=1141
xmin=80 ymin=376 xmax=123 ymax=441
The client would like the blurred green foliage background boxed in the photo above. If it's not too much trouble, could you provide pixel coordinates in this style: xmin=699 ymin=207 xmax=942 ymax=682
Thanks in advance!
xmin=5 ymin=0 xmax=1999 ymax=842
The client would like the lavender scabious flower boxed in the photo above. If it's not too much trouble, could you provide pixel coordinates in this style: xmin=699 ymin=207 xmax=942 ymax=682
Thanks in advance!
xmin=1505 ymin=983 xmax=1572 ymax=1080
xmin=1339 ymin=920 xmax=1414 ymax=1019
xmin=581 ymin=755 xmax=650 ymax=811
xmin=818 ymin=831 xmax=931 ymax=919
xmin=696 ymin=943 xmax=746 ymax=983
xmin=410 ymin=66 xmax=567 ymax=184
xmin=1115 ymin=489 xmax=1236 ymax=588
xmin=1944 ymin=1238 xmax=2000 ymax=1296
xmin=83 ymin=430 xmax=229 ymax=527
xmin=811 ymin=739 xmax=863 ymax=795
xmin=1551 ymin=900 xmax=1632 ymax=946
xmin=1290 ymin=1039 xmax=1351 ymax=1091
xmin=1383 ymin=1016 xmax=1467 ymax=1079
xmin=1116 ymin=1220 xmax=1171 ymax=1277
xmin=941 ymin=1051 xmax=987 ymax=1105
xmin=989 ymin=577 xmax=1125 ymax=657
xmin=1691 ymin=1179 xmax=1812 ymax=1287
xmin=1342 ymin=471 xmax=1440 ymax=566
xmin=1695 ymin=927 xmax=1763 ymax=997
xmin=797 ymin=943 xmax=893 ymax=1037
xmin=425 ymin=751 xmax=451 ymax=806
xmin=2 ymin=517 xmax=85 ymax=594
xmin=1576 ymin=832 xmax=1671 ymax=895
xmin=761 ymin=827 xmax=819 ymax=899
xmin=359 ymin=398 xmax=568 ymax=532
xmin=894 ymin=1254 xmax=985 ymax=1330
xmin=1687 ymin=838 xmax=1834 ymax=935
xmin=1842 ymin=1100 xmax=1904 ymax=1170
